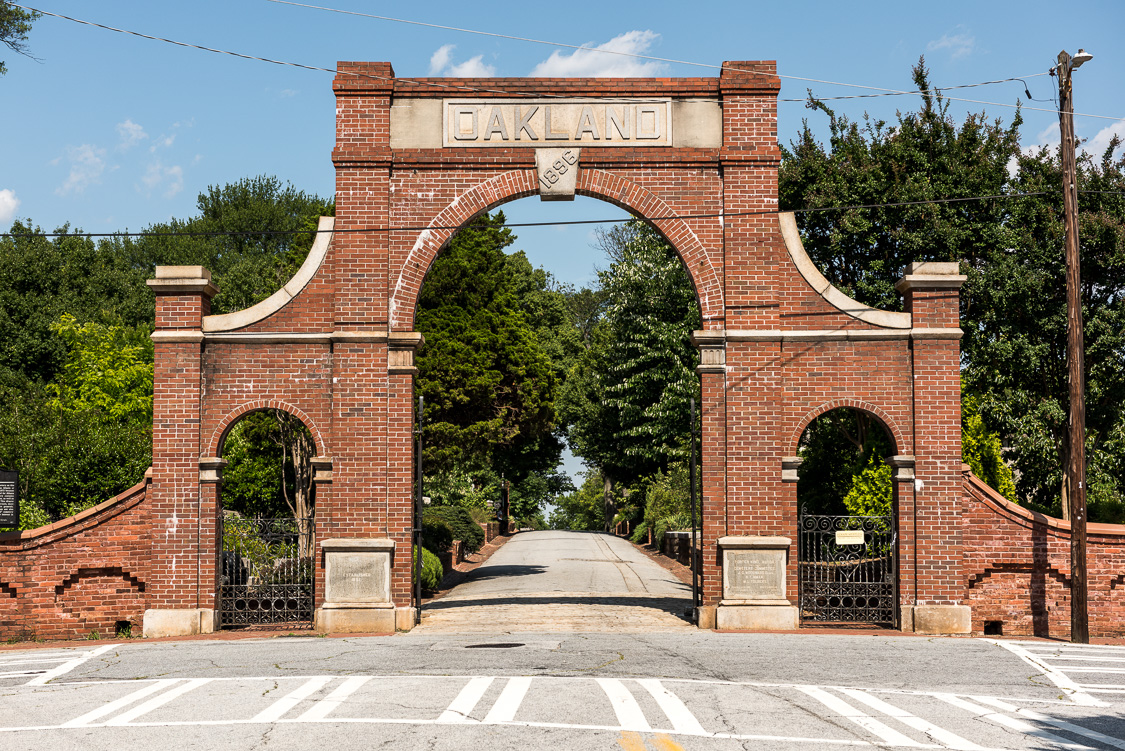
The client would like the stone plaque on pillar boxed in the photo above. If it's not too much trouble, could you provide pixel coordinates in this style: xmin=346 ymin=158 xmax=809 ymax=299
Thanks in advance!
xmin=316 ymin=538 xmax=396 ymax=634
xmin=716 ymin=536 xmax=798 ymax=630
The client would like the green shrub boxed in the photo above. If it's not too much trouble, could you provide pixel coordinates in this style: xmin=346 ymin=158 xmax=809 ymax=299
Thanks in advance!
xmin=413 ymin=545 xmax=443 ymax=591
xmin=842 ymin=454 xmax=892 ymax=517
xmin=421 ymin=518 xmax=454 ymax=554
xmin=424 ymin=505 xmax=484 ymax=554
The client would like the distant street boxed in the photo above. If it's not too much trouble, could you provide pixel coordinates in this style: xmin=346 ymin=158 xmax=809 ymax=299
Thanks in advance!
xmin=416 ymin=530 xmax=693 ymax=632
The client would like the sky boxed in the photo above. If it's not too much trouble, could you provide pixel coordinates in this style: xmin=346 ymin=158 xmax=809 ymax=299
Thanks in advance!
xmin=2 ymin=1 xmax=1123 ymax=488
xmin=2 ymin=0 xmax=1123 ymax=289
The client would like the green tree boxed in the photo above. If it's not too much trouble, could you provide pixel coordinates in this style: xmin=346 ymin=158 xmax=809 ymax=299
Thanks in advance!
xmin=559 ymin=220 xmax=700 ymax=492
xmin=549 ymin=471 xmax=607 ymax=531
xmin=0 ymin=2 xmax=38 ymax=76
xmin=416 ymin=211 xmax=566 ymax=516
xmin=842 ymin=454 xmax=893 ymax=517
xmin=781 ymin=57 xmax=1125 ymax=520
xmin=0 ymin=224 xmax=151 ymax=383
xmin=961 ymin=384 xmax=1017 ymax=502
xmin=797 ymin=409 xmax=894 ymax=516
xmin=121 ymin=175 xmax=333 ymax=315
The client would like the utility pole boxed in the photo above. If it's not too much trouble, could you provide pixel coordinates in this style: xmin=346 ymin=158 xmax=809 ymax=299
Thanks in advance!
xmin=1055 ymin=48 xmax=1092 ymax=644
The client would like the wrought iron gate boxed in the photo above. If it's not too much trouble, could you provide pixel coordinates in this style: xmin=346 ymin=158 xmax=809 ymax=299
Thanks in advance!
xmin=219 ymin=515 xmax=314 ymax=627
xmin=798 ymin=509 xmax=896 ymax=626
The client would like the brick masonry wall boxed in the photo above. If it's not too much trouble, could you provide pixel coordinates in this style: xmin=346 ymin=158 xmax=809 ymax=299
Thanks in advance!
xmin=4 ymin=61 xmax=989 ymax=636
xmin=962 ymin=466 xmax=1125 ymax=637
xmin=0 ymin=475 xmax=151 ymax=640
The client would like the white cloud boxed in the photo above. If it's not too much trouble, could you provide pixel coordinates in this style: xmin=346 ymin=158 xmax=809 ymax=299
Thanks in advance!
xmin=116 ymin=119 xmax=147 ymax=151
xmin=55 ymin=144 xmax=107 ymax=195
xmin=926 ymin=28 xmax=976 ymax=60
xmin=141 ymin=161 xmax=184 ymax=198
xmin=447 ymin=55 xmax=495 ymax=77
xmin=279 ymin=88 xmax=298 ymax=98
xmin=429 ymin=44 xmax=455 ymax=76
xmin=0 ymin=189 xmax=20 ymax=224
xmin=1085 ymin=118 xmax=1125 ymax=160
xmin=150 ymin=133 xmax=176 ymax=153
xmin=428 ymin=44 xmax=496 ymax=78
xmin=530 ymin=30 xmax=666 ymax=77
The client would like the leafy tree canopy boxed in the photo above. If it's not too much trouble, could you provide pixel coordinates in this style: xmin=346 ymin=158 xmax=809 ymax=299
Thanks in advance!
xmin=0 ymin=2 xmax=38 ymax=76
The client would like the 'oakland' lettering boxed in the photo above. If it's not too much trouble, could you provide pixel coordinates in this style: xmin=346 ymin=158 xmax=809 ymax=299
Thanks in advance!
xmin=444 ymin=100 xmax=672 ymax=147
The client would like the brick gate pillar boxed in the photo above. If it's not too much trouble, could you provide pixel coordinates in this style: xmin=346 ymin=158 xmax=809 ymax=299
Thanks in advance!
xmin=144 ymin=266 xmax=220 ymax=638
xmin=694 ymin=333 xmax=727 ymax=624
xmin=897 ymin=262 xmax=969 ymax=634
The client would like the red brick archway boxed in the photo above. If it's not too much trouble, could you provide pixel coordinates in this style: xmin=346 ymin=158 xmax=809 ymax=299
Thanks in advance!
xmin=137 ymin=60 xmax=971 ymax=636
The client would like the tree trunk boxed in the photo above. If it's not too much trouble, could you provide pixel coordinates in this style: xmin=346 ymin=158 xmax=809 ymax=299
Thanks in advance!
xmin=275 ymin=411 xmax=316 ymax=558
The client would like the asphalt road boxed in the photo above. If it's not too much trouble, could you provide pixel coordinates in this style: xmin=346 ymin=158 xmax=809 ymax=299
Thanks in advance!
xmin=2 ymin=531 xmax=1124 ymax=749
xmin=416 ymin=530 xmax=694 ymax=632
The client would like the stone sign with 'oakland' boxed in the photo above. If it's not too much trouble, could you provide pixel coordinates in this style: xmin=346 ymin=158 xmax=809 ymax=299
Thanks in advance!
xmin=444 ymin=100 xmax=672 ymax=147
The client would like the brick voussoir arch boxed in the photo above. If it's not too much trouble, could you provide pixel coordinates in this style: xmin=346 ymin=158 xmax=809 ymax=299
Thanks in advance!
xmin=389 ymin=168 xmax=724 ymax=330
xmin=790 ymin=399 xmax=906 ymax=456
xmin=208 ymin=400 xmax=326 ymax=458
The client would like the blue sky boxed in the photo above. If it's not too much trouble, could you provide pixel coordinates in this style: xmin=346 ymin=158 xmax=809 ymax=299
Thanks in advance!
xmin=2 ymin=0 xmax=1122 ymax=486
xmin=2 ymin=0 xmax=1122 ymax=289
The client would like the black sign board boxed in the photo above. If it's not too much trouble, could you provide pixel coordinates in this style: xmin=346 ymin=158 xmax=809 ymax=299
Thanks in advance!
xmin=0 ymin=470 xmax=18 ymax=528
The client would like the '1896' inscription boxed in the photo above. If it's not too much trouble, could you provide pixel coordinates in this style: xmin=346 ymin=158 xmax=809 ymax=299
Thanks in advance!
xmin=444 ymin=100 xmax=672 ymax=147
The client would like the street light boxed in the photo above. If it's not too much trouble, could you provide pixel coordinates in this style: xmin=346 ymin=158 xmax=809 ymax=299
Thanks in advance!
xmin=1054 ymin=48 xmax=1092 ymax=644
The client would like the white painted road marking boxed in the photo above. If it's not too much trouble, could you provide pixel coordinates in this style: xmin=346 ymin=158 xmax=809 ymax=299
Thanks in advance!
xmin=990 ymin=640 xmax=1115 ymax=704
xmin=934 ymin=693 xmax=1096 ymax=751
xmin=972 ymin=695 xmax=1125 ymax=750
xmin=24 ymin=643 xmax=115 ymax=686
xmin=596 ymin=677 xmax=651 ymax=732
xmin=0 ymin=672 xmax=1121 ymax=749
xmin=437 ymin=676 xmax=494 ymax=723
xmin=483 ymin=676 xmax=531 ymax=724
xmin=839 ymin=688 xmax=987 ymax=750
xmin=251 ymin=676 xmax=334 ymax=723
xmin=636 ymin=679 xmax=706 ymax=736
xmin=798 ymin=685 xmax=926 ymax=747
xmin=297 ymin=676 xmax=370 ymax=721
xmin=104 ymin=678 xmax=211 ymax=726
xmin=61 ymin=680 xmax=180 ymax=728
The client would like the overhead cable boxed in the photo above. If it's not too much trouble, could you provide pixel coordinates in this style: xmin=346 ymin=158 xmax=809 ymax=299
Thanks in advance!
xmin=9 ymin=190 xmax=1125 ymax=240
xmin=14 ymin=3 xmax=1121 ymax=122
xmin=264 ymin=0 xmax=1120 ymax=121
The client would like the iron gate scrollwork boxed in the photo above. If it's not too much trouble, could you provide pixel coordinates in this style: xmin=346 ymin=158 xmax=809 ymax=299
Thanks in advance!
xmin=220 ymin=515 xmax=314 ymax=627
xmin=798 ymin=509 xmax=896 ymax=625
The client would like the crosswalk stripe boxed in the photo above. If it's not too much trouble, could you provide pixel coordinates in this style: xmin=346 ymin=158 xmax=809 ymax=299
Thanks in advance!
xmin=437 ymin=677 xmax=494 ymax=723
xmin=25 ymin=644 xmax=115 ymax=686
xmin=798 ymin=686 xmax=924 ymax=747
xmin=597 ymin=678 xmax=651 ymax=732
xmin=105 ymin=679 xmax=211 ymax=726
xmin=251 ymin=677 xmax=334 ymax=723
xmin=61 ymin=680 xmax=181 ymax=727
xmin=987 ymin=640 xmax=1107 ymax=707
xmin=636 ymin=679 xmax=706 ymax=736
xmin=296 ymin=676 xmax=370 ymax=721
xmin=483 ymin=677 xmax=532 ymax=724
xmin=971 ymin=696 xmax=1125 ymax=751
xmin=934 ymin=694 xmax=1096 ymax=751
xmin=838 ymin=689 xmax=986 ymax=750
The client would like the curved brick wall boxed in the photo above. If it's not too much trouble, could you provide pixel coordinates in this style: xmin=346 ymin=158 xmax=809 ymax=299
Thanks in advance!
xmin=962 ymin=465 xmax=1125 ymax=637
xmin=0 ymin=471 xmax=151 ymax=640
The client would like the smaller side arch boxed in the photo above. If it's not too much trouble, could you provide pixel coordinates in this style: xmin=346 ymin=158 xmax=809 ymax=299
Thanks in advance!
xmin=207 ymin=400 xmax=326 ymax=458
xmin=790 ymin=399 xmax=905 ymax=457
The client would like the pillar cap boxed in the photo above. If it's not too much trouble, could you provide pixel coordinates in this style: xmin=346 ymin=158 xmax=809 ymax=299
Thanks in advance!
xmin=895 ymin=262 xmax=967 ymax=293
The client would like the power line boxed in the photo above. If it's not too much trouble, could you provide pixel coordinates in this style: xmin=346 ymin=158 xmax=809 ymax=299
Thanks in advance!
xmin=15 ymin=3 xmax=1121 ymax=122
xmin=265 ymin=0 xmax=1121 ymax=121
xmin=8 ymin=190 xmax=1124 ymax=240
